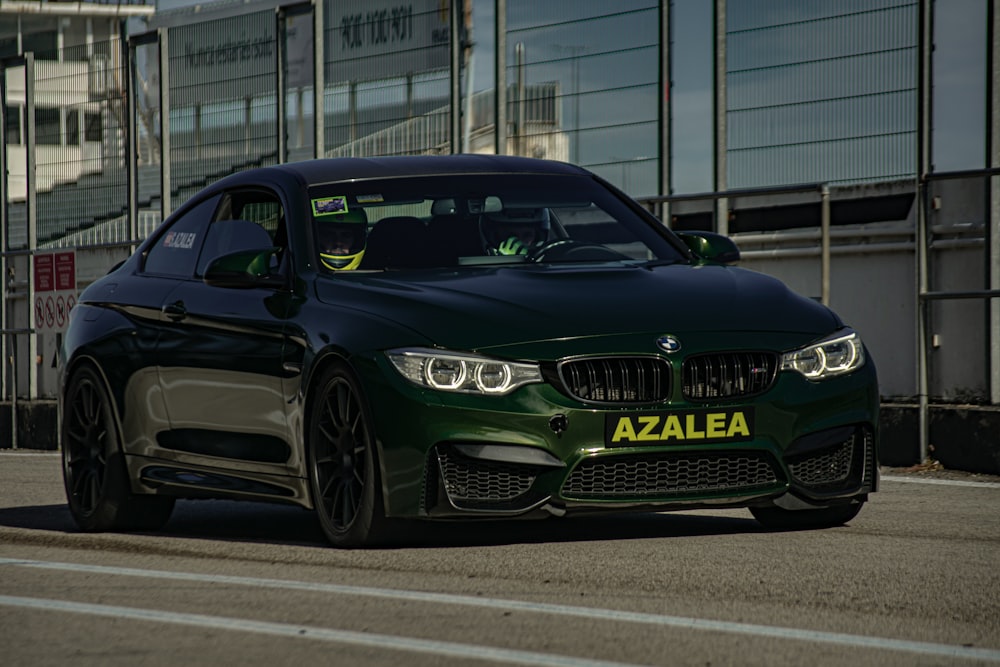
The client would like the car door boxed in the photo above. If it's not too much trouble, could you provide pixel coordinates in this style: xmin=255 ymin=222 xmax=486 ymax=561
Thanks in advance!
xmin=119 ymin=194 xmax=220 ymax=456
xmin=154 ymin=188 xmax=298 ymax=473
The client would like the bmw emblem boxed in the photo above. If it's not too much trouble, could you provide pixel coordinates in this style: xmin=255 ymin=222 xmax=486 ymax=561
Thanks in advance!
xmin=656 ymin=335 xmax=682 ymax=353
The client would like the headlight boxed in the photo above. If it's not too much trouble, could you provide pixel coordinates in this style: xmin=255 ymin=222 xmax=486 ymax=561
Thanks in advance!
xmin=780 ymin=330 xmax=865 ymax=380
xmin=387 ymin=348 xmax=542 ymax=395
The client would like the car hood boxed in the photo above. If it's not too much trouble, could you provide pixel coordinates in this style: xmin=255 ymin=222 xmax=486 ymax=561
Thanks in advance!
xmin=316 ymin=263 xmax=840 ymax=351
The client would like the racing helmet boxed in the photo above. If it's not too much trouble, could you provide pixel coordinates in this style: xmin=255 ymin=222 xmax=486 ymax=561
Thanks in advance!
xmin=480 ymin=207 xmax=550 ymax=256
xmin=317 ymin=208 xmax=368 ymax=270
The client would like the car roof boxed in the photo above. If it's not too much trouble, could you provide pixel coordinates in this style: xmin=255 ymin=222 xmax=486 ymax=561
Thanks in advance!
xmin=273 ymin=154 xmax=590 ymax=187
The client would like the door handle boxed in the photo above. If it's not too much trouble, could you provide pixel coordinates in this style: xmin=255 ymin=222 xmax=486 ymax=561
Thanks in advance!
xmin=162 ymin=301 xmax=187 ymax=321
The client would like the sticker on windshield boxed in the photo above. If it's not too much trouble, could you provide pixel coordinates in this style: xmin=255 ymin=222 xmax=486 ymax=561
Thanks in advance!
xmin=163 ymin=231 xmax=197 ymax=249
xmin=357 ymin=194 xmax=384 ymax=204
xmin=312 ymin=196 xmax=349 ymax=216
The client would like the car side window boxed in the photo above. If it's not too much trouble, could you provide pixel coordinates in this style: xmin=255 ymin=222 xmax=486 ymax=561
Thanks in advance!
xmin=197 ymin=190 xmax=287 ymax=277
xmin=143 ymin=195 xmax=220 ymax=278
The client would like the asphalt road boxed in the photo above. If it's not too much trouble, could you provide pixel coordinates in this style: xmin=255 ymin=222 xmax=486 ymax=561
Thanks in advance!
xmin=1 ymin=451 xmax=998 ymax=667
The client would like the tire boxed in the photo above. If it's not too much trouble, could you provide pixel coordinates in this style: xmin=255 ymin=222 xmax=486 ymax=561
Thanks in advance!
xmin=307 ymin=362 xmax=389 ymax=548
xmin=61 ymin=365 xmax=175 ymax=532
xmin=750 ymin=501 xmax=864 ymax=531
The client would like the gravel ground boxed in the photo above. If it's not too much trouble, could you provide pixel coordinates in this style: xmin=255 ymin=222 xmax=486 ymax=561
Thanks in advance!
xmin=881 ymin=461 xmax=1000 ymax=483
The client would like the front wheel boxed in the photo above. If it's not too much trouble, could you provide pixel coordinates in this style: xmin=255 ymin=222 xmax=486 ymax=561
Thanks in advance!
xmin=62 ymin=365 xmax=174 ymax=532
xmin=750 ymin=501 xmax=864 ymax=531
xmin=307 ymin=362 xmax=389 ymax=548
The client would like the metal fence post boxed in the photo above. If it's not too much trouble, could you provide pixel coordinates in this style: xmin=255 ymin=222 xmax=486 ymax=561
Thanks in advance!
xmin=916 ymin=0 xmax=933 ymax=463
xmin=0 ymin=58 xmax=9 ymax=406
xmin=659 ymin=0 xmax=671 ymax=218
xmin=312 ymin=0 xmax=324 ymax=158
xmin=712 ymin=0 xmax=728 ymax=236
xmin=158 ymin=28 xmax=171 ymax=219
xmin=126 ymin=30 xmax=139 ymax=251
xmin=25 ymin=52 xmax=37 ymax=402
xmin=989 ymin=0 xmax=1000 ymax=405
xmin=450 ymin=0 xmax=462 ymax=153
xmin=494 ymin=0 xmax=506 ymax=155
xmin=276 ymin=8 xmax=287 ymax=164
xmin=820 ymin=184 xmax=830 ymax=306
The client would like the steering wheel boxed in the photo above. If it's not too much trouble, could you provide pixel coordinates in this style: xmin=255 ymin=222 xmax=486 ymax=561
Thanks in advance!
xmin=527 ymin=239 xmax=629 ymax=263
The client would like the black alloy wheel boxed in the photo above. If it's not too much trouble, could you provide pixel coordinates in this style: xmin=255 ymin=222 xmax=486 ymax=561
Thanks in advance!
xmin=308 ymin=363 xmax=388 ymax=547
xmin=62 ymin=365 xmax=174 ymax=531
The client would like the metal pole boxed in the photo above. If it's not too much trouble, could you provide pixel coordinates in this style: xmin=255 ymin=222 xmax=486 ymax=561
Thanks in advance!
xmin=0 ymin=59 xmax=9 ymax=447
xmin=158 ymin=29 xmax=171 ymax=219
xmin=276 ymin=9 xmax=287 ymax=164
xmin=463 ymin=0 xmax=474 ymax=154
xmin=9 ymin=334 xmax=16 ymax=450
xmin=916 ymin=0 xmax=933 ymax=462
xmin=450 ymin=0 xmax=462 ymax=153
xmin=25 ymin=52 xmax=37 ymax=402
xmin=244 ymin=97 xmax=252 ymax=158
xmin=126 ymin=33 xmax=139 ymax=249
xmin=313 ymin=0 xmax=324 ymax=158
xmin=989 ymin=0 xmax=1000 ymax=405
xmin=659 ymin=0 xmax=671 ymax=222
xmin=349 ymin=82 xmax=357 ymax=154
xmin=494 ymin=0 xmax=506 ymax=155
xmin=713 ymin=0 xmax=728 ymax=236
xmin=0 ymin=59 xmax=9 ymax=404
xmin=820 ymin=184 xmax=830 ymax=306
xmin=516 ymin=42 xmax=525 ymax=156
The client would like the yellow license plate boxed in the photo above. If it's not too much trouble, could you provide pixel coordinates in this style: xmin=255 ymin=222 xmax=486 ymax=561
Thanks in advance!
xmin=605 ymin=408 xmax=754 ymax=446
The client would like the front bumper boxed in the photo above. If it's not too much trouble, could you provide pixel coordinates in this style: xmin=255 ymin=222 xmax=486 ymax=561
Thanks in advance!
xmin=357 ymin=351 xmax=880 ymax=519
xmin=421 ymin=423 xmax=876 ymax=518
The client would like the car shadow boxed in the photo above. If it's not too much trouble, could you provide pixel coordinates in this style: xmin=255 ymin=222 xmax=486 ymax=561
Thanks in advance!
xmin=0 ymin=500 xmax=765 ymax=550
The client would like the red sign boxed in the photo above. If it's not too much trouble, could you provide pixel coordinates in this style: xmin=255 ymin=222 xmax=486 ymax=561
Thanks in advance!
xmin=54 ymin=252 xmax=76 ymax=290
xmin=34 ymin=253 xmax=53 ymax=292
xmin=33 ymin=250 xmax=77 ymax=333
xmin=34 ymin=251 xmax=75 ymax=292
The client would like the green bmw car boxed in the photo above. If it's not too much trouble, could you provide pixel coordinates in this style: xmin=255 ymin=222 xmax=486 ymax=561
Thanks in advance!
xmin=59 ymin=155 xmax=878 ymax=547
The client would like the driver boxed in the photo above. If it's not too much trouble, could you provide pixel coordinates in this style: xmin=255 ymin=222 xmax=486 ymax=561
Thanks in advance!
xmin=480 ymin=208 xmax=550 ymax=256
xmin=317 ymin=209 xmax=368 ymax=270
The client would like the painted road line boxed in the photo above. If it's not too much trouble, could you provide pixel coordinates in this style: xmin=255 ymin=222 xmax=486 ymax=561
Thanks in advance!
xmin=0 ymin=594 xmax=646 ymax=667
xmin=880 ymin=475 xmax=1000 ymax=489
xmin=1 ymin=558 xmax=997 ymax=663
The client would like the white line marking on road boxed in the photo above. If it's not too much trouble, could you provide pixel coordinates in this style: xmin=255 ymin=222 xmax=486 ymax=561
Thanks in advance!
xmin=0 ymin=451 xmax=59 ymax=456
xmin=881 ymin=475 xmax=1000 ymax=489
xmin=0 ymin=594 xmax=645 ymax=667
xmin=1 ymin=558 xmax=998 ymax=662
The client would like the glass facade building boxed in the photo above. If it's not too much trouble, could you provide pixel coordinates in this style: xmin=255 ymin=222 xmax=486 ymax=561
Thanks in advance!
xmin=504 ymin=1 xmax=661 ymax=196
xmin=726 ymin=1 xmax=919 ymax=188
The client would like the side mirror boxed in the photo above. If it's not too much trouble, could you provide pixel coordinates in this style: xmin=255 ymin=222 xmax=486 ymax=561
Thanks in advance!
xmin=676 ymin=231 xmax=741 ymax=264
xmin=203 ymin=248 xmax=280 ymax=288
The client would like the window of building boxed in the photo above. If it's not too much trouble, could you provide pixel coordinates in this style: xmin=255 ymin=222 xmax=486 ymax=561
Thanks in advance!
xmin=21 ymin=30 xmax=57 ymax=60
xmin=84 ymin=112 xmax=102 ymax=142
xmin=932 ymin=0 xmax=987 ymax=171
xmin=35 ymin=107 xmax=61 ymax=145
xmin=67 ymin=110 xmax=80 ymax=146
xmin=4 ymin=105 xmax=21 ymax=145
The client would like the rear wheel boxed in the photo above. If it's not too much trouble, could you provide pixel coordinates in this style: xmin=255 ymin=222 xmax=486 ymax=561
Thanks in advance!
xmin=307 ymin=363 xmax=389 ymax=548
xmin=750 ymin=501 xmax=864 ymax=531
xmin=62 ymin=365 xmax=174 ymax=532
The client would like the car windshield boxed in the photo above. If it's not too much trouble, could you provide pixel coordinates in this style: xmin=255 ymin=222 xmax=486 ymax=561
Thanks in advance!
xmin=309 ymin=173 xmax=686 ymax=272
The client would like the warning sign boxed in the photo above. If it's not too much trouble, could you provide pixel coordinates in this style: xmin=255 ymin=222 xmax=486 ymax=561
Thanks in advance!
xmin=33 ymin=250 xmax=77 ymax=333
